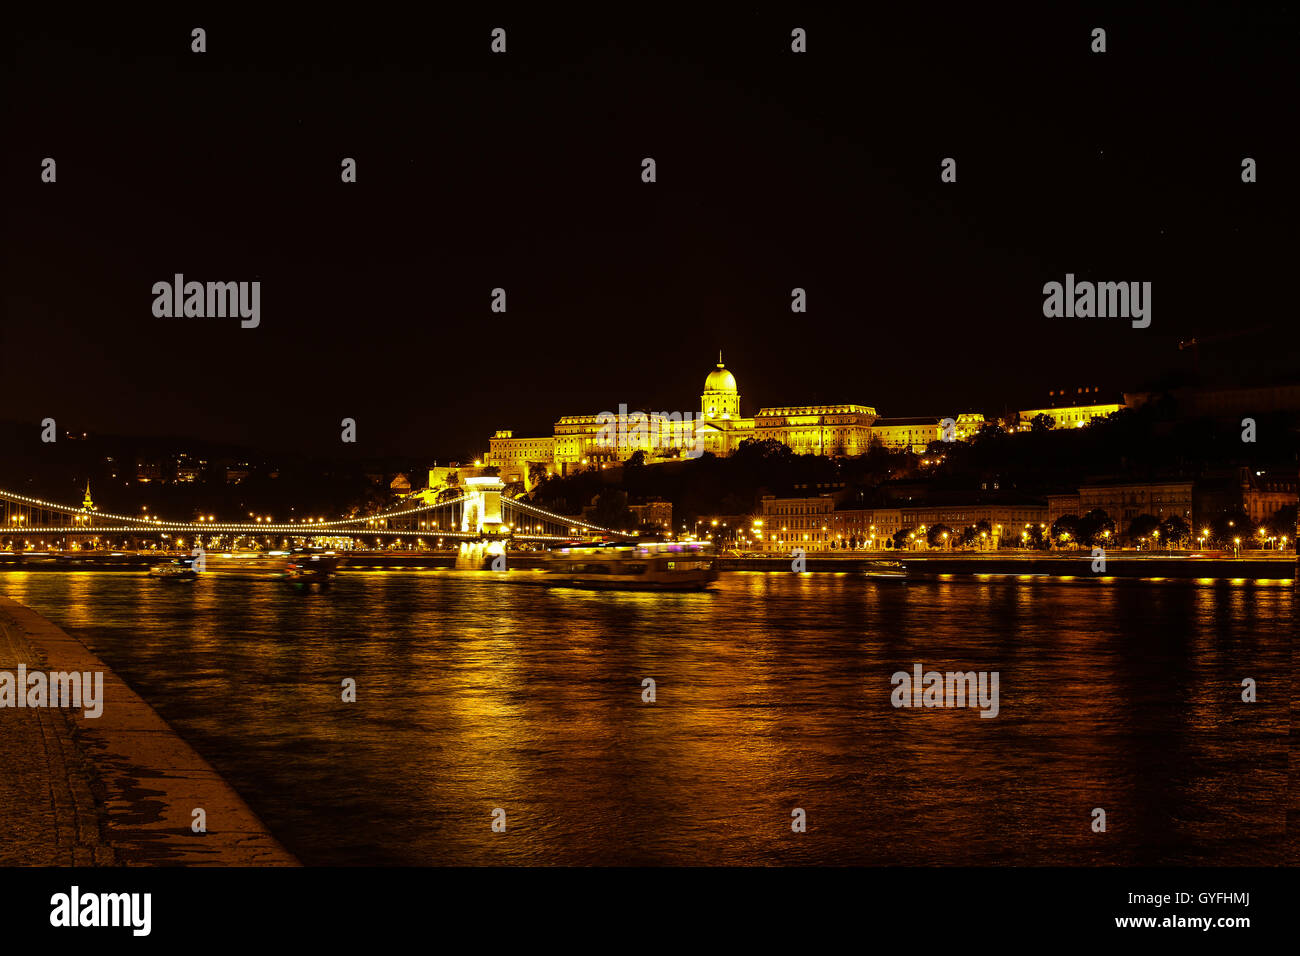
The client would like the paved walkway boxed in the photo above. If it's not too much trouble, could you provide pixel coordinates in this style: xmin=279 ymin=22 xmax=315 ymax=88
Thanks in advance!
xmin=0 ymin=597 xmax=296 ymax=866
xmin=0 ymin=611 xmax=111 ymax=864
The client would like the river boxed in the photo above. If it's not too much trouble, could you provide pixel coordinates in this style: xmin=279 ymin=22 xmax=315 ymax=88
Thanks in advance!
xmin=0 ymin=570 xmax=1289 ymax=865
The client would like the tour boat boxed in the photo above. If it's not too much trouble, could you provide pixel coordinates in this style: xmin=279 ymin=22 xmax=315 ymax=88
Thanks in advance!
xmin=542 ymin=540 xmax=718 ymax=591
xmin=864 ymin=559 xmax=908 ymax=579
xmin=201 ymin=548 xmax=344 ymax=583
xmin=148 ymin=558 xmax=197 ymax=581
xmin=283 ymin=549 xmax=344 ymax=583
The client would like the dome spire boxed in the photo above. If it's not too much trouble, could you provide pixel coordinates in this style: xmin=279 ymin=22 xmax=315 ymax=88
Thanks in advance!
xmin=703 ymin=353 xmax=738 ymax=394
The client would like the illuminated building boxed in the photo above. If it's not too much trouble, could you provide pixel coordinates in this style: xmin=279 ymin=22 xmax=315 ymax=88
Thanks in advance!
xmin=1046 ymin=493 xmax=1081 ymax=528
xmin=761 ymin=494 xmax=836 ymax=550
xmin=869 ymin=418 xmax=942 ymax=453
xmin=1017 ymin=403 xmax=1121 ymax=430
xmin=1018 ymin=388 xmax=1121 ymax=431
xmin=628 ymin=499 xmax=673 ymax=531
xmin=1242 ymin=473 xmax=1298 ymax=526
xmin=753 ymin=405 xmax=877 ymax=456
xmin=701 ymin=359 xmax=742 ymax=421
xmin=485 ymin=358 xmax=1125 ymax=482
xmin=829 ymin=501 xmax=1048 ymax=549
xmin=1044 ymin=470 xmax=1296 ymax=543
xmin=831 ymin=508 xmax=902 ymax=548
xmin=896 ymin=503 xmax=1047 ymax=545
xmin=951 ymin=412 xmax=988 ymax=439
xmin=1076 ymin=480 xmax=1194 ymax=540
xmin=486 ymin=355 xmax=881 ymax=479
xmin=485 ymin=431 xmax=556 ymax=486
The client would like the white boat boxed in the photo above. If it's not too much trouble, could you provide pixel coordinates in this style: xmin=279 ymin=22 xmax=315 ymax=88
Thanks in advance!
xmin=201 ymin=548 xmax=344 ymax=583
xmin=148 ymin=558 xmax=197 ymax=581
xmin=542 ymin=541 xmax=718 ymax=591
xmin=864 ymin=559 xmax=908 ymax=579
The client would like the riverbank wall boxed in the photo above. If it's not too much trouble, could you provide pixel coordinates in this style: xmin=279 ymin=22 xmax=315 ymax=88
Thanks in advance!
xmin=0 ymin=596 xmax=296 ymax=866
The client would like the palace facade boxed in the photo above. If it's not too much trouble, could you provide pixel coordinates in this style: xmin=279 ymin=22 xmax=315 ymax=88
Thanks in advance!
xmin=486 ymin=356 xmax=885 ymax=484
xmin=483 ymin=355 xmax=1078 ymax=486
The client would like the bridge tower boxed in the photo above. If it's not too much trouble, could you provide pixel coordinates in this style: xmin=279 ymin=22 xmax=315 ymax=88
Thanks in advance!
xmin=462 ymin=476 xmax=506 ymax=535
xmin=456 ymin=476 xmax=511 ymax=570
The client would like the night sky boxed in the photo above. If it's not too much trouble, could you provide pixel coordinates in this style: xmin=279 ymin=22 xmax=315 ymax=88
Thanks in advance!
xmin=5 ymin=6 xmax=1296 ymax=459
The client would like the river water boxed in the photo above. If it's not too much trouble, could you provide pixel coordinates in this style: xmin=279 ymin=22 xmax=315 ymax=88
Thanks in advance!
xmin=1 ymin=570 xmax=1290 ymax=865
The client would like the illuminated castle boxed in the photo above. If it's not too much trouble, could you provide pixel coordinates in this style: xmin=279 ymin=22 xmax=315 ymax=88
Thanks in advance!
xmin=478 ymin=356 xmax=1127 ymax=489
xmin=485 ymin=354 xmax=879 ymax=484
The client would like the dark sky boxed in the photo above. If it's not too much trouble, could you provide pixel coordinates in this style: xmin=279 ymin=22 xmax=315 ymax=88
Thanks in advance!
xmin=4 ymin=6 xmax=1296 ymax=460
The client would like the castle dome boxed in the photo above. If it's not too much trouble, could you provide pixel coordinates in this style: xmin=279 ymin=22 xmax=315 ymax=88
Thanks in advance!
xmin=704 ymin=359 xmax=737 ymax=393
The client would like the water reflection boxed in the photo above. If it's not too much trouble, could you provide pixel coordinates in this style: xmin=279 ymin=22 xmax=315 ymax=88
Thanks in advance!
xmin=0 ymin=571 xmax=1288 ymax=865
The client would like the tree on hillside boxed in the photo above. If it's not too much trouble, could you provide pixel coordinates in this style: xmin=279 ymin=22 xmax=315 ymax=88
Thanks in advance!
xmin=733 ymin=438 xmax=795 ymax=466
xmin=591 ymin=490 xmax=635 ymax=532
